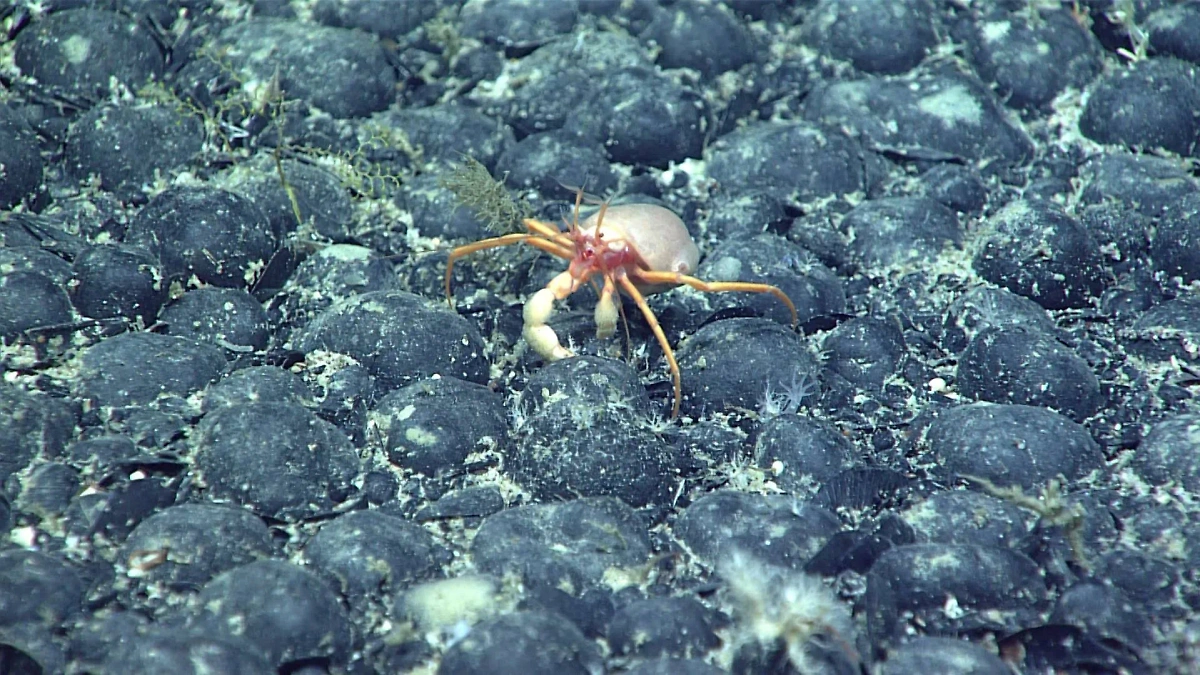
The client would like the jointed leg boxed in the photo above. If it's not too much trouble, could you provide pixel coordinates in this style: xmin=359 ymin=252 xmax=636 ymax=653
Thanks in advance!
xmin=444 ymin=232 xmax=574 ymax=303
xmin=594 ymin=276 xmax=618 ymax=340
xmin=523 ymin=218 xmax=574 ymax=247
xmin=616 ymin=275 xmax=683 ymax=418
xmin=633 ymin=271 xmax=799 ymax=327
xmin=524 ymin=270 xmax=589 ymax=363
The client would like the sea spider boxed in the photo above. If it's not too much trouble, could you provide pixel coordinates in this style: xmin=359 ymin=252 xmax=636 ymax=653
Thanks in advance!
xmin=446 ymin=190 xmax=798 ymax=417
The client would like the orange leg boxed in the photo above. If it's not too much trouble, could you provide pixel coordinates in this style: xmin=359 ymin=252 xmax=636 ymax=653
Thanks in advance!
xmin=444 ymin=231 xmax=574 ymax=303
xmin=522 ymin=218 xmax=574 ymax=246
xmin=616 ymin=275 xmax=683 ymax=418
xmin=632 ymin=271 xmax=799 ymax=328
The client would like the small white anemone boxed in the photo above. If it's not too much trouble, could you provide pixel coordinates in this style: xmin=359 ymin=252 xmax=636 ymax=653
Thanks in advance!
xmin=757 ymin=370 xmax=818 ymax=418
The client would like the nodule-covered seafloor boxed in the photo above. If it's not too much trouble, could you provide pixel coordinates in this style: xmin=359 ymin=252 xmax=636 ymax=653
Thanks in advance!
xmin=2 ymin=0 xmax=1200 ymax=673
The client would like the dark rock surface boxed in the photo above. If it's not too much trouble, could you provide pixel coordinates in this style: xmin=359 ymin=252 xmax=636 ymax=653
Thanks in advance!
xmin=3 ymin=2 xmax=1199 ymax=673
